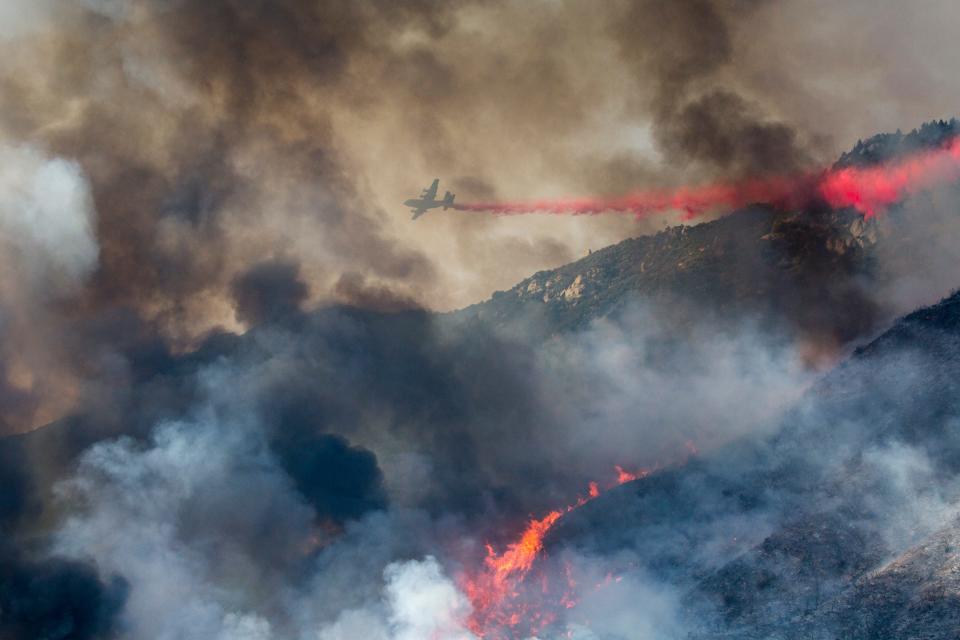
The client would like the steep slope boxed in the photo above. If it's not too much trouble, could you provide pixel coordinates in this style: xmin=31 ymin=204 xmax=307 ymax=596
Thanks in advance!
xmin=461 ymin=119 xmax=960 ymax=352
xmin=549 ymin=287 xmax=960 ymax=638
xmin=3 ymin=121 xmax=960 ymax=639
xmin=805 ymin=520 xmax=960 ymax=639
xmin=834 ymin=119 xmax=959 ymax=169
xmin=460 ymin=205 xmax=879 ymax=348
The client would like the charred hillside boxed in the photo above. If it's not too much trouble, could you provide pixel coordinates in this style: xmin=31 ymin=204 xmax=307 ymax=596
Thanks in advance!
xmin=3 ymin=121 xmax=960 ymax=639
xmin=547 ymin=286 xmax=960 ymax=639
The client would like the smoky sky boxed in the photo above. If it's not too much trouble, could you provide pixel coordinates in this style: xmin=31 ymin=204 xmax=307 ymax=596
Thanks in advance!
xmin=1 ymin=3 xmax=960 ymax=638
xmin=612 ymin=0 xmax=815 ymax=176
xmin=0 ymin=0 xmax=955 ymax=524
xmin=1 ymin=0 xmax=958 ymax=324
xmin=231 ymin=260 xmax=309 ymax=327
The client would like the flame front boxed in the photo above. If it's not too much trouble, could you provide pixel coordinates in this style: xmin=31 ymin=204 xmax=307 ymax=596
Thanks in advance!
xmin=462 ymin=509 xmax=565 ymax=637
xmin=460 ymin=466 xmax=656 ymax=638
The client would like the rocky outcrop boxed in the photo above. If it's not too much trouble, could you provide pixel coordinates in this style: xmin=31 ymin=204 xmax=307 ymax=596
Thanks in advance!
xmin=462 ymin=205 xmax=881 ymax=349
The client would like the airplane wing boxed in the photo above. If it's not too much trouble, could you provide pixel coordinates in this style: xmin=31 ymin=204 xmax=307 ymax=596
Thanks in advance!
xmin=421 ymin=178 xmax=439 ymax=201
xmin=411 ymin=208 xmax=427 ymax=220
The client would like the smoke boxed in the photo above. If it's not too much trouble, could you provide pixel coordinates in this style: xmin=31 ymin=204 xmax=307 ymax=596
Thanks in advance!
xmin=0 ymin=0 xmax=439 ymax=341
xmin=381 ymin=557 xmax=473 ymax=640
xmin=16 ymin=287 xmax=811 ymax=639
xmin=0 ymin=144 xmax=99 ymax=433
xmin=554 ymin=555 xmax=686 ymax=640
xmin=0 ymin=0 xmax=58 ymax=41
xmin=0 ymin=545 xmax=127 ymax=640
xmin=46 ymin=356 xmax=480 ymax=640
xmin=0 ymin=145 xmax=98 ymax=283
xmin=51 ymin=368 xmax=388 ymax=639
xmin=53 ymin=419 xmax=311 ymax=638
xmin=455 ymin=133 xmax=960 ymax=220
xmin=528 ymin=300 xmax=810 ymax=480
xmin=2 ymin=2 xmax=960 ymax=639
xmin=9 ymin=189 xmax=960 ymax=638
xmin=316 ymin=557 xmax=476 ymax=640
xmin=610 ymin=0 xmax=817 ymax=178
xmin=0 ymin=0 xmax=958 ymax=324
xmin=231 ymin=260 xmax=309 ymax=327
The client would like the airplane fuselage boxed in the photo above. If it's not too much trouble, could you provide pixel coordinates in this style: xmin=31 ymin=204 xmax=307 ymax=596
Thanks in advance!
xmin=403 ymin=180 xmax=455 ymax=219
xmin=403 ymin=198 xmax=443 ymax=210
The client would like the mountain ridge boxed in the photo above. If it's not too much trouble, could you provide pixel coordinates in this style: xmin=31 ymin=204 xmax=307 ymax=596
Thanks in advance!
xmin=546 ymin=285 xmax=960 ymax=638
xmin=4 ymin=120 xmax=960 ymax=639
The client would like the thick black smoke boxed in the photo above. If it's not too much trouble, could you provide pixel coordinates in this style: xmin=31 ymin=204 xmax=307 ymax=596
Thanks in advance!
xmin=613 ymin=0 xmax=817 ymax=177
xmin=270 ymin=430 xmax=388 ymax=523
xmin=0 ymin=437 xmax=35 ymax=530
xmin=0 ymin=545 xmax=127 ymax=640
xmin=1 ymin=158 xmax=958 ymax=638
xmin=231 ymin=260 xmax=309 ymax=327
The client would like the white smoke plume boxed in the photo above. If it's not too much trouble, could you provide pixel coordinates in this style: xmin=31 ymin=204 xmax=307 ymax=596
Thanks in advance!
xmin=0 ymin=144 xmax=98 ymax=431
xmin=318 ymin=557 xmax=475 ymax=640
xmin=0 ymin=144 xmax=98 ymax=290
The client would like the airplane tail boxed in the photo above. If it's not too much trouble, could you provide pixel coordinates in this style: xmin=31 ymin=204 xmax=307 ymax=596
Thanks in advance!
xmin=443 ymin=192 xmax=455 ymax=210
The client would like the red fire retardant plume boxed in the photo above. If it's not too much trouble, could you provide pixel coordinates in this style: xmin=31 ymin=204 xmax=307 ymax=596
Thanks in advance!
xmin=455 ymin=136 xmax=960 ymax=220
xmin=819 ymin=136 xmax=960 ymax=216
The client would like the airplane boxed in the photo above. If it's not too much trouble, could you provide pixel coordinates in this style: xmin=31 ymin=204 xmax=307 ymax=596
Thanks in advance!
xmin=404 ymin=178 xmax=455 ymax=220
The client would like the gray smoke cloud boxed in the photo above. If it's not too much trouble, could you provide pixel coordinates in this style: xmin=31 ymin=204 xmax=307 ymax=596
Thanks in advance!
xmin=1 ymin=0 xmax=959 ymax=436
xmin=50 ymin=360 xmax=480 ymax=639
xmin=0 ymin=0 xmax=957 ymax=339
xmin=32 ymin=295 xmax=812 ymax=639
xmin=2 ymin=2 xmax=960 ymax=639
xmin=19 ymin=223 xmax=960 ymax=640
xmin=531 ymin=301 xmax=809 ymax=479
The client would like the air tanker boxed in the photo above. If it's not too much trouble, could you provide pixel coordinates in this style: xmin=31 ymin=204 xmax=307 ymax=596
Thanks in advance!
xmin=404 ymin=179 xmax=455 ymax=220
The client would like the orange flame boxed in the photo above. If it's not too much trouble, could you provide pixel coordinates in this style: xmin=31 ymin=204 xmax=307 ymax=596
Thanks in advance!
xmin=461 ymin=466 xmax=652 ymax=638
xmin=462 ymin=509 xmax=564 ymax=636
xmin=614 ymin=464 xmax=650 ymax=484
xmin=588 ymin=481 xmax=600 ymax=499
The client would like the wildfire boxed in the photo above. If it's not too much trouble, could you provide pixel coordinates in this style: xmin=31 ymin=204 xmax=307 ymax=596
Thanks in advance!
xmin=462 ymin=509 xmax=565 ymax=637
xmin=454 ymin=135 xmax=960 ymax=220
xmin=614 ymin=464 xmax=652 ymax=484
xmin=460 ymin=465 xmax=655 ymax=638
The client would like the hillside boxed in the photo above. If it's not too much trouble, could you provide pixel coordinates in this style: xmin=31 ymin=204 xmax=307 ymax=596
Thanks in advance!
xmin=461 ymin=120 xmax=960 ymax=355
xmin=548 ymin=286 xmax=960 ymax=638
xmin=460 ymin=205 xmax=879 ymax=347
xmin=834 ymin=118 xmax=959 ymax=169
xmin=3 ymin=121 xmax=960 ymax=639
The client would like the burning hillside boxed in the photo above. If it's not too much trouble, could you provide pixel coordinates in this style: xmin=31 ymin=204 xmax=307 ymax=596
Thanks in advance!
xmin=2 ymin=1 xmax=960 ymax=638
xmin=460 ymin=466 xmax=659 ymax=639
